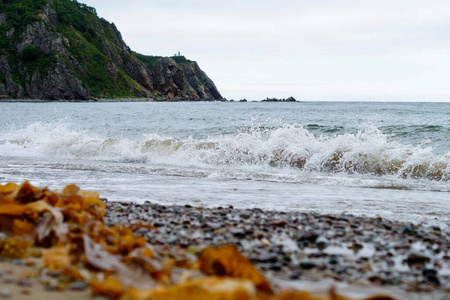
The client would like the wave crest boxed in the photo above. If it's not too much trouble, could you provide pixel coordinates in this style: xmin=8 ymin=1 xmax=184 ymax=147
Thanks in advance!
xmin=1 ymin=122 xmax=449 ymax=181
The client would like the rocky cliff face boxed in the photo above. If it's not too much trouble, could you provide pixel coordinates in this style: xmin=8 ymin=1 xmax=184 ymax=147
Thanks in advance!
xmin=0 ymin=0 xmax=222 ymax=100
xmin=149 ymin=57 xmax=222 ymax=101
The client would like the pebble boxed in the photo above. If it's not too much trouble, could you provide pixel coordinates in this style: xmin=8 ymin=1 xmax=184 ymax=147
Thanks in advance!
xmin=316 ymin=241 xmax=328 ymax=251
xmin=253 ymin=253 xmax=278 ymax=263
xmin=0 ymin=289 xmax=11 ymax=298
xmin=289 ymin=272 xmax=302 ymax=280
xmin=422 ymin=269 xmax=440 ymax=286
xmin=46 ymin=271 xmax=61 ymax=278
xmin=17 ymin=279 xmax=32 ymax=287
xmin=11 ymin=259 xmax=24 ymax=266
xmin=69 ymin=281 xmax=89 ymax=291
xmin=231 ymin=229 xmax=246 ymax=238
xmin=300 ymin=261 xmax=317 ymax=270
xmin=2 ymin=278 xmax=14 ymax=284
xmin=329 ymin=255 xmax=339 ymax=265
xmin=405 ymin=252 xmax=430 ymax=264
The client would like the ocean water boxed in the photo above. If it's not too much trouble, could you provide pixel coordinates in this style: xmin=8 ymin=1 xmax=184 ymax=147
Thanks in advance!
xmin=0 ymin=101 xmax=449 ymax=225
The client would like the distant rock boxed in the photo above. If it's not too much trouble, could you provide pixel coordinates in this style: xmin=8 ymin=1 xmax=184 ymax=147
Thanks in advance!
xmin=261 ymin=96 xmax=298 ymax=102
xmin=286 ymin=96 xmax=297 ymax=102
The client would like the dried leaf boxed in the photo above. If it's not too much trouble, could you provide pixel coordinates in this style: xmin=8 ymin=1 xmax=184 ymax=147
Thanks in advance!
xmin=11 ymin=181 xmax=39 ymax=204
xmin=200 ymin=244 xmax=273 ymax=294
xmin=83 ymin=234 xmax=124 ymax=271
xmin=43 ymin=246 xmax=72 ymax=271
xmin=0 ymin=203 xmax=29 ymax=215
xmin=125 ymin=278 xmax=256 ymax=300
xmin=268 ymin=290 xmax=332 ymax=300
xmin=90 ymin=275 xmax=125 ymax=299
xmin=0 ymin=182 xmax=18 ymax=194
xmin=13 ymin=219 xmax=35 ymax=237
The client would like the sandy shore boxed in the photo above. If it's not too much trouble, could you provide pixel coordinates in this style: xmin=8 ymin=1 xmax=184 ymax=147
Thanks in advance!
xmin=0 ymin=262 xmax=90 ymax=300
xmin=1 ymin=200 xmax=449 ymax=299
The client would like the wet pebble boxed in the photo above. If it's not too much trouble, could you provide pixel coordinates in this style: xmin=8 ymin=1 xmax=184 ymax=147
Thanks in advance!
xmin=231 ymin=229 xmax=246 ymax=238
xmin=289 ymin=272 xmax=302 ymax=280
xmin=329 ymin=255 xmax=339 ymax=265
xmin=17 ymin=279 xmax=32 ymax=287
xmin=253 ymin=253 xmax=278 ymax=263
xmin=238 ymin=212 xmax=252 ymax=219
xmin=405 ymin=252 xmax=430 ymax=264
xmin=269 ymin=263 xmax=283 ymax=271
xmin=300 ymin=261 xmax=317 ymax=270
xmin=422 ymin=269 xmax=440 ymax=286
xmin=316 ymin=241 xmax=328 ymax=251
xmin=69 ymin=281 xmax=89 ymax=291
xmin=103 ymin=201 xmax=450 ymax=294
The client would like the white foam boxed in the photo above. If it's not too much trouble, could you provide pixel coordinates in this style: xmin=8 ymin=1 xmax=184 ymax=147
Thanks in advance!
xmin=1 ymin=121 xmax=449 ymax=185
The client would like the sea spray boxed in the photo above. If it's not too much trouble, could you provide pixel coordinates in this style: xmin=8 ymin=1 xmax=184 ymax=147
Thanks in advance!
xmin=1 ymin=121 xmax=448 ymax=182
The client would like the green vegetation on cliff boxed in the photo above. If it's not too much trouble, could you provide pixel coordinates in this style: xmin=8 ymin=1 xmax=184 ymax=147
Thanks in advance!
xmin=0 ymin=0 xmax=222 ymax=100
xmin=132 ymin=52 xmax=162 ymax=70
xmin=0 ymin=0 xmax=46 ymax=31
xmin=53 ymin=0 xmax=96 ymax=31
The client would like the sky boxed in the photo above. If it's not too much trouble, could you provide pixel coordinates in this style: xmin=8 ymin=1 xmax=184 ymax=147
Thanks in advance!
xmin=81 ymin=0 xmax=450 ymax=101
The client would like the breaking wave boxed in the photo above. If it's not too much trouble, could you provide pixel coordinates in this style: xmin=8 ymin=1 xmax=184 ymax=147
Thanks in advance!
xmin=1 ymin=121 xmax=449 ymax=181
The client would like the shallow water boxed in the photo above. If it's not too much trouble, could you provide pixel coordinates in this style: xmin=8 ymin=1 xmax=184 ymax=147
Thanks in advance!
xmin=1 ymin=101 xmax=449 ymax=225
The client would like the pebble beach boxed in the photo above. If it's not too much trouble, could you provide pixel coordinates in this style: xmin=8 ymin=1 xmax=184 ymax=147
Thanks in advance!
xmin=1 ymin=199 xmax=449 ymax=299
xmin=103 ymin=200 xmax=450 ymax=299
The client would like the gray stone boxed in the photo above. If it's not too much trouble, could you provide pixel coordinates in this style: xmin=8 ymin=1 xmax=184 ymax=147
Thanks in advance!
xmin=405 ymin=252 xmax=430 ymax=264
xmin=0 ymin=289 xmax=11 ymax=298
xmin=69 ymin=281 xmax=89 ymax=291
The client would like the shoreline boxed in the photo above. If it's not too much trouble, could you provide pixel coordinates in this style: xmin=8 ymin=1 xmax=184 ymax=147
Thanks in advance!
xmin=1 ymin=200 xmax=449 ymax=299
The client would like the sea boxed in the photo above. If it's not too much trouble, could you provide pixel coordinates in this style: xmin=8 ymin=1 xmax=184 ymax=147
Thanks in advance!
xmin=0 ymin=101 xmax=449 ymax=226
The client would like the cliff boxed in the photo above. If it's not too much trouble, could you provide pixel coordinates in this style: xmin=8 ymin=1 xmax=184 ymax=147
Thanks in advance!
xmin=0 ymin=0 xmax=222 ymax=100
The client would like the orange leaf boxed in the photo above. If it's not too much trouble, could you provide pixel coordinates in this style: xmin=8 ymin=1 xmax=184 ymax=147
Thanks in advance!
xmin=200 ymin=244 xmax=273 ymax=294
xmin=268 ymin=290 xmax=332 ymax=300
xmin=11 ymin=181 xmax=39 ymax=204
xmin=0 ymin=204 xmax=28 ymax=215
xmin=126 ymin=278 xmax=256 ymax=300
xmin=62 ymin=184 xmax=80 ymax=196
xmin=43 ymin=246 xmax=72 ymax=271
xmin=90 ymin=275 xmax=125 ymax=299
xmin=0 ymin=182 xmax=18 ymax=195
xmin=13 ymin=219 xmax=35 ymax=237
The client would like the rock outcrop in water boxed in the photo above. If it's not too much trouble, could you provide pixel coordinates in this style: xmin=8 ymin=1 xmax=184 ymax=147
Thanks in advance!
xmin=0 ymin=0 xmax=222 ymax=101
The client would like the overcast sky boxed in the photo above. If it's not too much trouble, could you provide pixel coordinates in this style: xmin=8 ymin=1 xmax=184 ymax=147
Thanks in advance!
xmin=82 ymin=0 xmax=450 ymax=101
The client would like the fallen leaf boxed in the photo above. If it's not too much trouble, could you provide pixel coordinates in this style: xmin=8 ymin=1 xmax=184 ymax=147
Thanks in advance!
xmin=200 ymin=244 xmax=273 ymax=294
